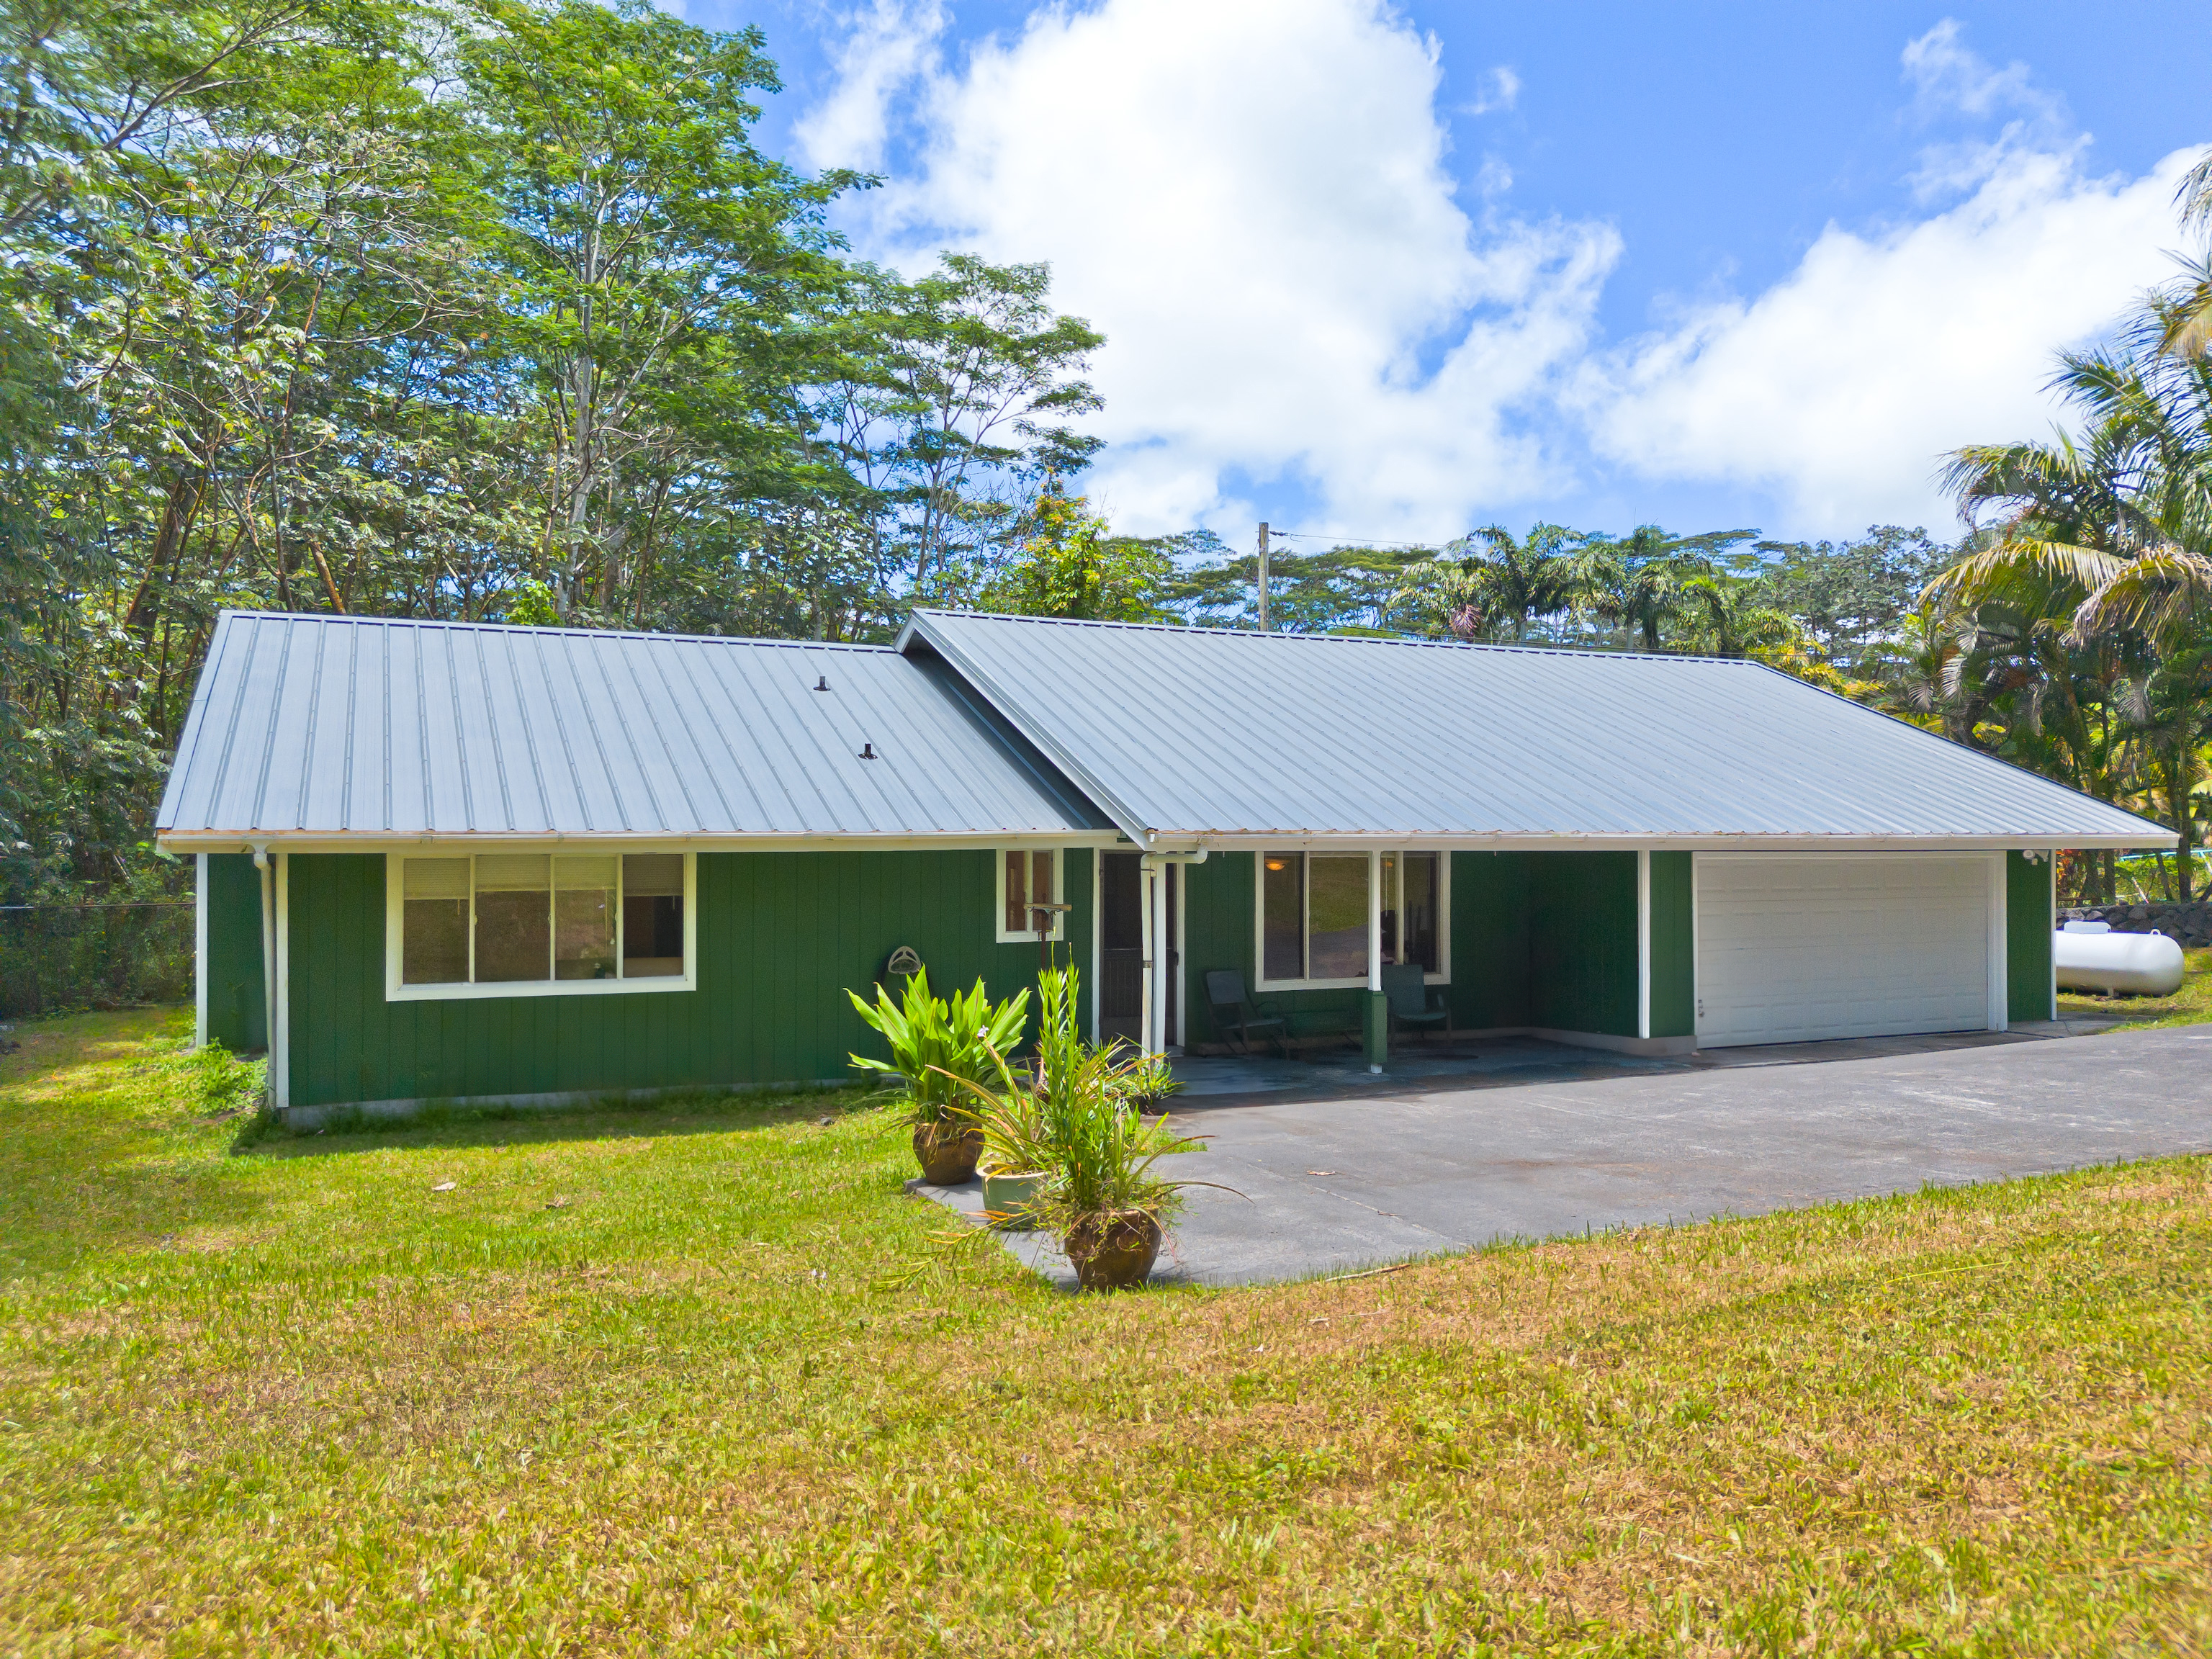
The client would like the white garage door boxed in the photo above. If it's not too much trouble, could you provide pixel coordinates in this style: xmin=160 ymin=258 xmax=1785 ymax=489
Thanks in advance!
xmin=1696 ymin=855 xmax=1995 ymax=1047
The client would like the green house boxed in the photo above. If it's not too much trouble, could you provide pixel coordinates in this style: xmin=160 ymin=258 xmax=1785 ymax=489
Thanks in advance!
xmin=157 ymin=608 xmax=2170 ymax=1123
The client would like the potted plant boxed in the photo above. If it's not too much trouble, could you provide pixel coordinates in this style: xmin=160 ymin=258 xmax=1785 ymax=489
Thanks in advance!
xmin=848 ymin=967 xmax=1029 ymax=1185
xmin=958 ymin=967 xmax=1221 ymax=1287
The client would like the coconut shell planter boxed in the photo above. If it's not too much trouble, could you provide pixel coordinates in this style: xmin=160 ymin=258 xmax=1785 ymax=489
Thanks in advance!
xmin=1064 ymin=1210 xmax=1164 ymax=1290
xmin=912 ymin=1120 xmax=984 ymax=1186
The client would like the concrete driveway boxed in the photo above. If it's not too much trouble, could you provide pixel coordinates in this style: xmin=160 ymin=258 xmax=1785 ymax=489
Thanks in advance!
xmin=914 ymin=1026 xmax=2212 ymax=1288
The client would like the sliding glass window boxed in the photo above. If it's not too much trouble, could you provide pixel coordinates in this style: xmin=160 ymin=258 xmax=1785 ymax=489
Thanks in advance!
xmin=392 ymin=852 xmax=691 ymax=996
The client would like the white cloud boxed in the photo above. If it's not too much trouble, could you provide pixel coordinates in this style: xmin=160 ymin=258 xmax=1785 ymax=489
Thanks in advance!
xmin=1579 ymin=25 xmax=2195 ymax=532
xmin=793 ymin=0 xmax=946 ymax=173
xmin=799 ymin=1 xmax=2202 ymax=541
xmin=1902 ymin=19 xmax=2054 ymax=124
xmin=804 ymin=0 xmax=1617 ymax=539
xmin=1465 ymin=64 xmax=1519 ymax=117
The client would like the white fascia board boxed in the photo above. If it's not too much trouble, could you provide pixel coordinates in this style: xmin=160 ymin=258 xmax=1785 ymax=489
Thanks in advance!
xmin=899 ymin=613 xmax=1159 ymax=850
xmin=1130 ymin=832 xmax=2171 ymax=853
xmin=156 ymin=830 xmax=1127 ymax=854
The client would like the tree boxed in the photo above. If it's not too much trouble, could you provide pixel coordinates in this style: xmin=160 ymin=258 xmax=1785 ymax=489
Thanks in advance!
xmin=982 ymin=482 xmax=1174 ymax=622
xmin=1436 ymin=523 xmax=1593 ymax=643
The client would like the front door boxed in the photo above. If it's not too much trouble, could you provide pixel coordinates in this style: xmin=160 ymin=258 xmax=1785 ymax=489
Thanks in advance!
xmin=1098 ymin=853 xmax=1175 ymax=1046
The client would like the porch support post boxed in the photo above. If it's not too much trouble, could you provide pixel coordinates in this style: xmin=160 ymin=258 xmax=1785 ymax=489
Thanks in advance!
xmin=1152 ymin=858 xmax=1172 ymax=1053
xmin=1364 ymin=848 xmax=1387 ymax=1073
xmin=1137 ymin=855 xmax=1156 ymax=1056
xmin=1636 ymin=850 xmax=1651 ymax=1040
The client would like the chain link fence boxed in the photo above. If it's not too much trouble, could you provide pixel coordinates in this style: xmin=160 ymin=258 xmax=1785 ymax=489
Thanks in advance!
xmin=0 ymin=903 xmax=194 ymax=1017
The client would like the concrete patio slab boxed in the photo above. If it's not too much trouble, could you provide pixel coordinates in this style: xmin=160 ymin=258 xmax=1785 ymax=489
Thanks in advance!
xmin=911 ymin=1024 xmax=2212 ymax=1290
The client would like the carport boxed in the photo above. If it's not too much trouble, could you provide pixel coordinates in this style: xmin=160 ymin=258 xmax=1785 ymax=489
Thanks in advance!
xmin=900 ymin=611 xmax=2171 ymax=1062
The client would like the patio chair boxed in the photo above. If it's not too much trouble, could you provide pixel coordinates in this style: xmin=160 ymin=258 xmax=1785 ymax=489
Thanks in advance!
xmin=1381 ymin=963 xmax=1452 ymax=1043
xmin=1205 ymin=969 xmax=1290 ymax=1056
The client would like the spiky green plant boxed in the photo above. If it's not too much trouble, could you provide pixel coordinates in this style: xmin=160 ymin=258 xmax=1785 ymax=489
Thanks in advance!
xmin=950 ymin=966 xmax=1214 ymax=1231
xmin=846 ymin=967 xmax=1030 ymax=1126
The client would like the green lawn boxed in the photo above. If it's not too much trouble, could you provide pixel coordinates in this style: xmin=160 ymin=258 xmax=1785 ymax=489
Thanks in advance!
xmin=2059 ymin=946 xmax=2212 ymax=1029
xmin=4 ymin=1010 xmax=2211 ymax=1655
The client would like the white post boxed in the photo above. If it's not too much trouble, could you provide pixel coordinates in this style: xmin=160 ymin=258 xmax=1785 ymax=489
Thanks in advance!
xmin=1151 ymin=859 xmax=1172 ymax=1052
xmin=274 ymin=850 xmax=290 ymax=1112
xmin=1987 ymin=851 xmax=2008 ymax=1033
xmin=194 ymin=853 xmax=209 ymax=1050
xmin=1636 ymin=850 xmax=1651 ymax=1040
xmin=1137 ymin=855 xmax=1157 ymax=1055
xmin=1367 ymin=849 xmax=1382 ymax=992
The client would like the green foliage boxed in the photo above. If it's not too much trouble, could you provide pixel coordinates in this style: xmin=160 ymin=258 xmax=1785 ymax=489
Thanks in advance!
xmin=0 ymin=0 xmax=1104 ymax=909
xmin=958 ymin=965 xmax=1203 ymax=1228
xmin=982 ymin=482 xmax=1176 ymax=621
xmin=845 ymin=966 xmax=1030 ymax=1126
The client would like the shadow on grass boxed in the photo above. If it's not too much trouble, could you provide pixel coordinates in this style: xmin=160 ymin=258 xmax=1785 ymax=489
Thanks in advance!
xmin=240 ymin=1083 xmax=886 ymax=1161
xmin=0 ymin=1007 xmax=277 ymax=1272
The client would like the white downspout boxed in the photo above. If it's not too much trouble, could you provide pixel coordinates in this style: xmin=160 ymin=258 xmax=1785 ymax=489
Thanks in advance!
xmin=193 ymin=853 xmax=209 ymax=1050
xmin=251 ymin=843 xmax=276 ymax=1061
xmin=1136 ymin=847 xmax=1210 ymax=1056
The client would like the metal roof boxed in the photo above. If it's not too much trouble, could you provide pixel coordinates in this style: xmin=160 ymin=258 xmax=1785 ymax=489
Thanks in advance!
xmin=156 ymin=611 xmax=1110 ymax=843
xmin=897 ymin=610 xmax=2172 ymax=850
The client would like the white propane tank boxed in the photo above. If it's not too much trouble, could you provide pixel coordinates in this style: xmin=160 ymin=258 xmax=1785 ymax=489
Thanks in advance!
xmin=2054 ymin=921 xmax=2185 ymax=996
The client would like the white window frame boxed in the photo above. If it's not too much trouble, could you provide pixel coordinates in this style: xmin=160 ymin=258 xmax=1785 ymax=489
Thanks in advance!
xmin=383 ymin=850 xmax=697 ymax=1002
xmin=1252 ymin=849 xmax=1452 ymax=992
xmin=994 ymin=847 xmax=1066 ymax=943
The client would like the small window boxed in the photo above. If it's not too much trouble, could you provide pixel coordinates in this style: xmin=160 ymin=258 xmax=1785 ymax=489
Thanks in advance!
xmin=1257 ymin=850 xmax=1447 ymax=987
xmin=390 ymin=852 xmax=692 ymax=999
xmin=997 ymin=849 xmax=1064 ymax=942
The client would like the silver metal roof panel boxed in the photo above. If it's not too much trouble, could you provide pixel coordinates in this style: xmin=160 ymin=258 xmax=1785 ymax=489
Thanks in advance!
xmin=897 ymin=609 xmax=2170 ymax=849
xmin=157 ymin=611 xmax=1111 ymax=842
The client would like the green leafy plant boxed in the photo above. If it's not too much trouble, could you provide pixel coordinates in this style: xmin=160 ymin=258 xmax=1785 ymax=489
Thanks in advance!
xmin=1120 ymin=1050 xmax=1180 ymax=1110
xmin=846 ymin=968 xmax=1029 ymax=1126
xmin=953 ymin=966 xmax=1216 ymax=1232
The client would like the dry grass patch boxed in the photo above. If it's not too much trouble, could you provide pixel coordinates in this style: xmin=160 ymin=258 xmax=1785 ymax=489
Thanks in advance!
xmin=1 ymin=1010 xmax=2209 ymax=1655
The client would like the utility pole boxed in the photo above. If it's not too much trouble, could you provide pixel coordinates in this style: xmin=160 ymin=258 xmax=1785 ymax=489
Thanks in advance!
xmin=1256 ymin=521 xmax=1271 ymax=632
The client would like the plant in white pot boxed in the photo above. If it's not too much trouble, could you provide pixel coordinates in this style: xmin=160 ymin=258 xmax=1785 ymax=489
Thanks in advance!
xmin=958 ymin=967 xmax=1224 ymax=1287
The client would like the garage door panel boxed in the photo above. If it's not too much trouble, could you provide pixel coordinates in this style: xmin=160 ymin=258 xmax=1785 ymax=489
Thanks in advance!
xmin=1696 ymin=855 xmax=1990 ymax=1047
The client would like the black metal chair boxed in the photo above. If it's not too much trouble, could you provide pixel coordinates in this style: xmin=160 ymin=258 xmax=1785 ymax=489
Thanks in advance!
xmin=1381 ymin=962 xmax=1452 ymax=1043
xmin=1205 ymin=969 xmax=1290 ymax=1056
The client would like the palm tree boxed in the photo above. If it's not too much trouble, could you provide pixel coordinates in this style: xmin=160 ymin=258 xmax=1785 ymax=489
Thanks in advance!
xmin=1581 ymin=524 xmax=1759 ymax=651
xmin=1437 ymin=523 xmax=1593 ymax=643
xmin=1929 ymin=304 xmax=2212 ymax=900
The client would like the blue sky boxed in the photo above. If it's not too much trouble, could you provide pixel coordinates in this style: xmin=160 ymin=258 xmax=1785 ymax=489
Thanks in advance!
xmin=686 ymin=1 xmax=2212 ymax=550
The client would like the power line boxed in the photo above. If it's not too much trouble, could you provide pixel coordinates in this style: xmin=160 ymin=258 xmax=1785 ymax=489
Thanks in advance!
xmin=1269 ymin=529 xmax=1460 ymax=549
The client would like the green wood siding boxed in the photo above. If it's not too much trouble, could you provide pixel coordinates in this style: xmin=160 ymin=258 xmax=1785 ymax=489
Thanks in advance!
xmin=283 ymin=849 xmax=1094 ymax=1109
xmin=1648 ymin=851 xmax=1695 ymax=1039
xmin=1180 ymin=852 xmax=1256 ymax=1043
xmin=2007 ymin=850 xmax=2054 ymax=1024
xmin=1449 ymin=852 xmax=1532 ymax=1030
xmin=1529 ymin=852 xmax=1639 ymax=1036
xmin=204 ymin=853 xmax=266 ymax=1052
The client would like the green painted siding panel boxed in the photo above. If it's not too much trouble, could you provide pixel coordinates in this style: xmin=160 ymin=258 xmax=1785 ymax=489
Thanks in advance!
xmin=1449 ymin=852 xmax=1532 ymax=1030
xmin=284 ymin=848 xmax=1096 ymax=1109
xmin=1529 ymin=853 xmax=1639 ymax=1036
xmin=1648 ymin=852 xmax=1696 ymax=1039
xmin=2007 ymin=850 xmax=2054 ymax=1023
xmin=1181 ymin=852 xmax=1254 ymax=1044
xmin=202 ymin=853 xmax=266 ymax=1052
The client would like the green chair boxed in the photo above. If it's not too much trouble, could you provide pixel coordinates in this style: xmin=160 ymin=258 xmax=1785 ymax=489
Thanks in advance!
xmin=1205 ymin=969 xmax=1290 ymax=1056
xmin=1381 ymin=963 xmax=1451 ymax=1043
